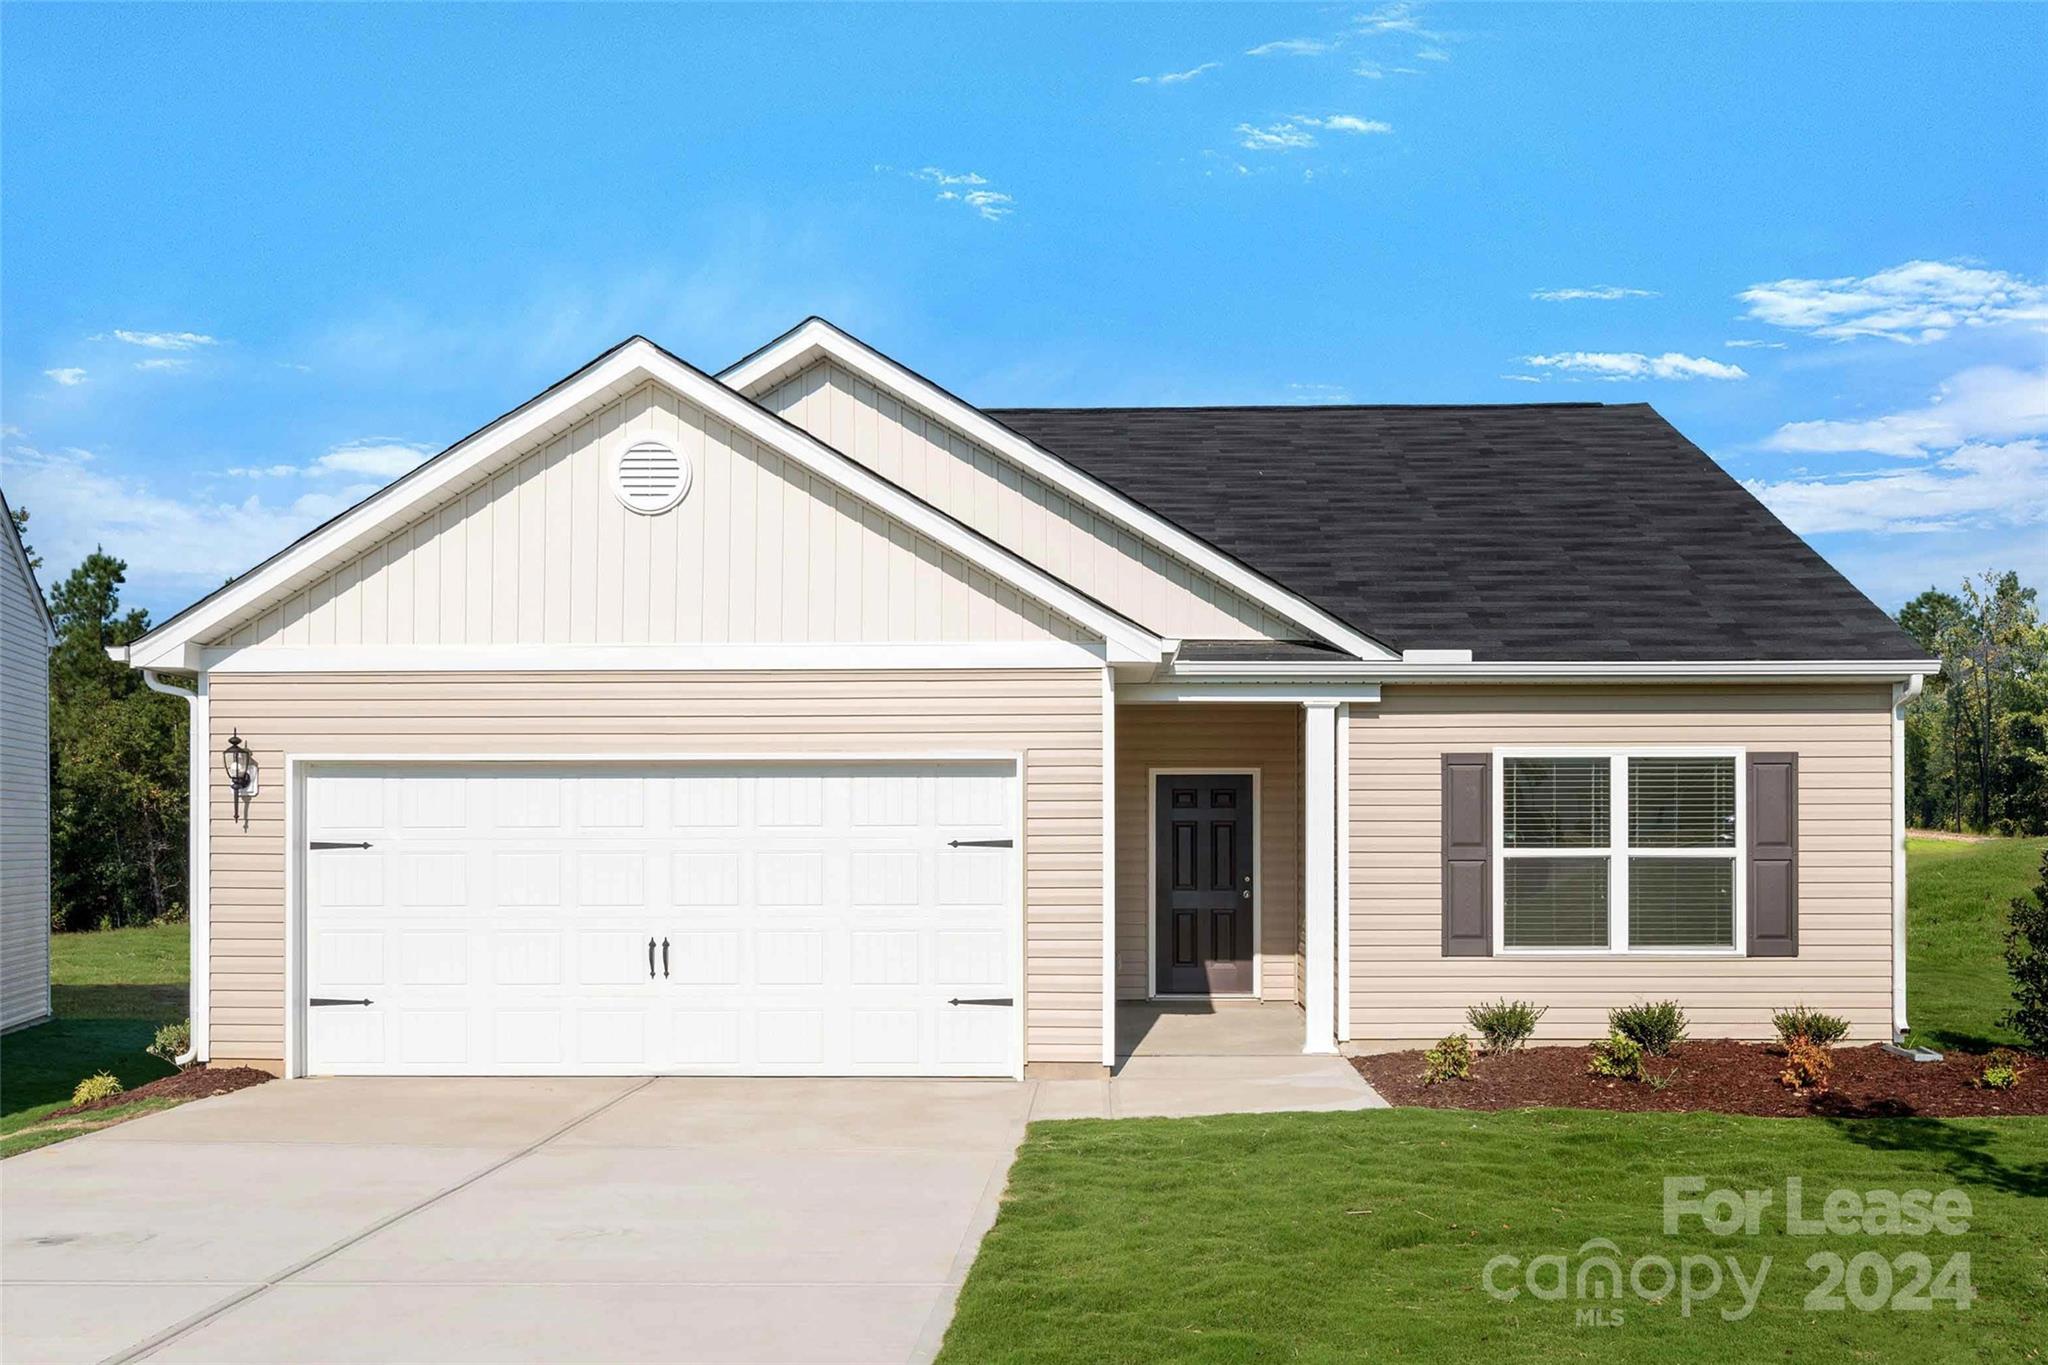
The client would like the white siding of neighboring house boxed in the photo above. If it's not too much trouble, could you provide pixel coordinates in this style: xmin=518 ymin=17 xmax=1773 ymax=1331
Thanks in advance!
xmin=757 ymin=360 xmax=1301 ymax=642
xmin=210 ymin=380 xmax=1094 ymax=651
xmin=1 ymin=515 xmax=52 ymax=1032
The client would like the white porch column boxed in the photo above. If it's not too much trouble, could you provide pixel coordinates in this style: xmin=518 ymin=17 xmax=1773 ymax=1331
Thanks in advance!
xmin=1302 ymin=700 xmax=1339 ymax=1054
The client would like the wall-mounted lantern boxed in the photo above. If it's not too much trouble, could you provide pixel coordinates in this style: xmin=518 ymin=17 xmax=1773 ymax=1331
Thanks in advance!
xmin=223 ymin=729 xmax=260 ymax=826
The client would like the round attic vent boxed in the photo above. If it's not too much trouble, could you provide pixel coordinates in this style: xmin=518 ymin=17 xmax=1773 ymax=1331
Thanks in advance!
xmin=609 ymin=435 xmax=691 ymax=515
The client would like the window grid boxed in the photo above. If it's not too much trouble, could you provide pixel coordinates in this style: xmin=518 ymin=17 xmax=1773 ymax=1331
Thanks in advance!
xmin=1495 ymin=750 xmax=1745 ymax=955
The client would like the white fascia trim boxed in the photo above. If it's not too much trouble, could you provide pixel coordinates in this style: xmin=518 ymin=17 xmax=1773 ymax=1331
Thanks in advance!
xmin=120 ymin=339 xmax=1167 ymax=671
xmin=719 ymin=319 xmax=1395 ymax=663
xmin=1170 ymin=659 xmax=1941 ymax=684
xmin=198 ymin=641 xmax=1110 ymax=674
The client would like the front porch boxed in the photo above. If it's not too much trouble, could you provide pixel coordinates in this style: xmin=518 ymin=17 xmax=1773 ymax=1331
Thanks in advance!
xmin=1109 ymin=699 xmax=1346 ymax=1057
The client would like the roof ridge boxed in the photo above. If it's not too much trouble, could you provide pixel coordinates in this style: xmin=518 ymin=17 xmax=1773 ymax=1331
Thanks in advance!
xmin=984 ymin=401 xmax=1613 ymax=413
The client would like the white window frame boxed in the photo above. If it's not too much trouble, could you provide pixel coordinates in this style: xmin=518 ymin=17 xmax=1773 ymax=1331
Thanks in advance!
xmin=1492 ymin=746 xmax=1746 ymax=957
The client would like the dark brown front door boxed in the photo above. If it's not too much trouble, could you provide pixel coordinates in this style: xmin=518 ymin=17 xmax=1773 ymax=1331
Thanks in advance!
xmin=1155 ymin=774 xmax=1255 ymax=996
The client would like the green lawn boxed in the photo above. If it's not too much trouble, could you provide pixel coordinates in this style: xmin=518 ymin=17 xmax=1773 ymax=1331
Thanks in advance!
xmin=1 ymin=922 xmax=187 ymax=1157
xmin=944 ymin=838 xmax=2048 ymax=1362
xmin=940 ymin=1109 xmax=2048 ymax=1363
xmin=1907 ymin=835 xmax=2046 ymax=1053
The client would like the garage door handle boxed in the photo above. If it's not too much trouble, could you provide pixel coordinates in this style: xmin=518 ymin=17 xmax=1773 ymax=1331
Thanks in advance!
xmin=948 ymin=997 xmax=1014 ymax=1007
xmin=309 ymin=841 xmax=372 ymax=850
xmin=947 ymin=839 xmax=1013 ymax=848
xmin=661 ymin=937 xmax=670 ymax=978
xmin=309 ymin=997 xmax=373 ymax=1007
xmin=648 ymin=937 xmax=657 ymax=979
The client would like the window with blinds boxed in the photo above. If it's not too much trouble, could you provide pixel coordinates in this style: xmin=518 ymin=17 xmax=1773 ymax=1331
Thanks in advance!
xmin=1497 ymin=751 xmax=1744 ymax=954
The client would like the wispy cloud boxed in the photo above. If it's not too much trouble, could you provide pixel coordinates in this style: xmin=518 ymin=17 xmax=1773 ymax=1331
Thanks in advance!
xmin=1285 ymin=381 xmax=1353 ymax=403
xmin=1415 ymin=46 xmax=1451 ymax=62
xmin=906 ymin=166 xmax=1015 ymax=221
xmin=101 ymin=329 xmax=219 ymax=351
xmin=1760 ymin=365 xmax=2047 ymax=459
xmin=3 ymin=438 xmax=386 ymax=592
xmin=1499 ymin=374 xmax=1544 ymax=384
xmin=1247 ymin=38 xmax=1333 ymax=57
xmin=1523 ymin=351 xmax=1748 ymax=381
xmin=134 ymin=357 xmax=193 ymax=373
xmin=1746 ymin=440 xmax=2048 ymax=536
xmin=1237 ymin=114 xmax=1391 ymax=150
xmin=1530 ymin=286 xmax=1659 ymax=302
xmin=44 ymin=367 xmax=87 ymax=386
xmin=225 ymin=438 xmax=436 ymax=482
xmin=1135 ymin=61 xmax=1220 ymax=85
xmin=1352 ymin=62 xmax=1422 ymax=78
xmin=1739 ymin=259 xmax=2048 ymax=344
xmin=1724 ymin=339 xmax=1787 ymax=350
xmin=1355 ymin=3 xmax=1436 ymax=36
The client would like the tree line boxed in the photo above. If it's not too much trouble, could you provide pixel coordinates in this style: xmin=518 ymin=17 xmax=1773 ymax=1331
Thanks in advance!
xmin=14 ymin=508 xmax=189 ymax=932
xmin=1897 ymin=571 xmax=2047 ymax=836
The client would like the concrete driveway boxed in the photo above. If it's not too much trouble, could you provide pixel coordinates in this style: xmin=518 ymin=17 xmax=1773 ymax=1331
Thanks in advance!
xmin=2 ymin=1033 xmax=1380 ymax=1364
xmin=2 ymin=1077 xmax=1034 ymax=1365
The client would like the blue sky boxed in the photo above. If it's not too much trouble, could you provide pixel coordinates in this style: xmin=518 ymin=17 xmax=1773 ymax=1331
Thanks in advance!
xmin=4 ymin=2 xmax=2043 ymax=621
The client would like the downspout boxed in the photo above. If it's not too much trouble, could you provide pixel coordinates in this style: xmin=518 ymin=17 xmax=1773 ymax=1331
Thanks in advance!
xmin=1891 ymin=673 xmax=1925 ymax=1044
xmin=140 ymin=667 xmax=209 ymax=1066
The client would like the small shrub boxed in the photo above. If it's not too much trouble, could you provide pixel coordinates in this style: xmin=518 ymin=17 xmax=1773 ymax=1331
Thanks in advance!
xmin=1780 ymin=1038 xmax=1834 ymax=1093
xmin=1421 ymin=1033 xmax=1474 ymax=1085
xmin=1973 ymin=1048 xmax=2027 ymax=1091
xmin=1466 ymin=999 xmax=1546 ymax=1053
xmin=1608 ymin=1000 xmax=1689 ymax=1056
xmin=2002 ymin=848 xmax=2048 ymax=1053
xmin=1587 ymin=1032 xmax=1646 ymax=1082
xmin=71 ymin=1073 xmax=124 ymax=1106
xmin=1771 ymin=1004 xmax=1850 ymax=1049
xmin=147 ymin=1019 xmax=193 ymax=1070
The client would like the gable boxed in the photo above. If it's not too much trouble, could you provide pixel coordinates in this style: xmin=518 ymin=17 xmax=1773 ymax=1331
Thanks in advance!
xmin=755 ymin=358 xmax=1303 ymax=643
xmin=208 ymin=379 xmax=1095 ymax=651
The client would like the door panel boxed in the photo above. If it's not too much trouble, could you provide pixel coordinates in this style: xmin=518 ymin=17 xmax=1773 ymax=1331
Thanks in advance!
xmin=1154 ymin=775 xmax=1255 ymax=995
xmin=303 ymin=762 xmax=1017 ymax=1076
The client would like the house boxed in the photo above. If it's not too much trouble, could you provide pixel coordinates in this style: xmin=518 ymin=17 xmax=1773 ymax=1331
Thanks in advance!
xmin=2 ymin=488 xmax=55 ymax=1034
xmin=113 ymin=320 xmax=1935 ymax=1078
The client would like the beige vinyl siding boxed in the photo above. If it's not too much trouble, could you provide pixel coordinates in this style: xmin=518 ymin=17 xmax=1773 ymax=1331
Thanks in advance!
xmin=1114 ymin=704 xmax=1301 ymax=1002
xmin=760 ymin=360 xmax=1298 ymax=642
xmin=205 ymin=670 xmax=1105 ymax=1070
xmin=1348 ymin=685 xmax=1895 ymax=1044
xmin=0 ymin=524 xmax=51 ymax=1032
xmin=212 ymin=380 xmax=1090 ymax=650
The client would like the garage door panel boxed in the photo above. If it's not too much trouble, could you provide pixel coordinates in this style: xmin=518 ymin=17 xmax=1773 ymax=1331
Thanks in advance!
xmin=304 ymin=762 xmax=1018 ymax=1077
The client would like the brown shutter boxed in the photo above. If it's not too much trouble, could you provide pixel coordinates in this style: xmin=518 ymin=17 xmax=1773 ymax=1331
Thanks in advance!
xmin=1747 ymin=752 xmax=1798 ymax=957
xmin=1441 ymin=753 xmax=1492 ymax=956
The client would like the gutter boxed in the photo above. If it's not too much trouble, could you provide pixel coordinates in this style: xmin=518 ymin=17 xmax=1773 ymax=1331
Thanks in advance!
xmin=1892 ymin=672 xmax=1926 ymax=1044
xmin=1168 ymin=657 xmax=1943 ymax=685
xmin=139 ymin=667 xmax=208 ymax=1067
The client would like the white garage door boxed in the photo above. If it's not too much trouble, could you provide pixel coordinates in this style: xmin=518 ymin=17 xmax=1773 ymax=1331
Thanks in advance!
xmin=301 ymin=762 xmax=1019 ymax=1077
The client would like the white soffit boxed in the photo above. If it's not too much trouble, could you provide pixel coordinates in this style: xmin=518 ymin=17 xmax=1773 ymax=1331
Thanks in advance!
xmin=719 ymin=317 xmax=1396 ymax=663
xmin=119 ymin=338 xmax=1169 ymax=671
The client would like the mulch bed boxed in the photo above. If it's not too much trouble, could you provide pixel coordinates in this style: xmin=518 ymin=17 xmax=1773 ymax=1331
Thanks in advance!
xmin=53 ymin=1065 xmax=274 ymax=1119
xmin=1352 ymin=1041 xmax=2047 ymax=1118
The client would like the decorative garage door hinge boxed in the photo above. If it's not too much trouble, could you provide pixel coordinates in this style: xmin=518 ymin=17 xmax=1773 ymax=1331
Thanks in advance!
xmin=309 ymin=841 xmax=372 ymax=850
xmin=308 ymin=998 xmax=373 ymax=1007
xmin=947 ymin=997 xmax=1014 ymax=1007
xmin=946 ymin=838 xmax=1013 ymax=848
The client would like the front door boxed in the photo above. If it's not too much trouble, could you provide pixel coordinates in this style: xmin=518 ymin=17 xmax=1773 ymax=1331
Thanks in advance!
xmin=1154 ymin=774 xmax=1254 ymax=996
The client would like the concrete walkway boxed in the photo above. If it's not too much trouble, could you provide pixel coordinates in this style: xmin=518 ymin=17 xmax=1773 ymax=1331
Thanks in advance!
xmin=2 ymin=1025 xmax=1382 ymax=1364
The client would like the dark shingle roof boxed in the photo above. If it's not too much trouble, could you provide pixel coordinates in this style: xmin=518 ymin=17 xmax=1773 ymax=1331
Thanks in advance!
xmin=984 ymin=402 xmax=1921 ymax=663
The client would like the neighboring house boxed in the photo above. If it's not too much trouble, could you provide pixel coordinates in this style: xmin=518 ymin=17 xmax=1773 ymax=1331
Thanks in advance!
xmin=113 ymin=320 xmax=1935 ymax=1079
xmin=2 ymin=489 xmax=55 ymax=1033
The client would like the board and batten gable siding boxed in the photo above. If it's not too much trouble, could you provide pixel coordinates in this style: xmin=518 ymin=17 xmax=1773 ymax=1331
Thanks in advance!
xmin=758 ymin=360 xmax=1299 ymax=642
xmin=204 ymin=670 xmax=1106 ymax=1071
xmin=0 ymin=523 xmax=52 ymax=1032
xmin=1347 ymin=685 xmax=1896 ymax=1044
xmin=210 ymin=380 xmax=1091 ymax=650
xmin=1114 ymin=704 xmax=1301 ymax=1002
